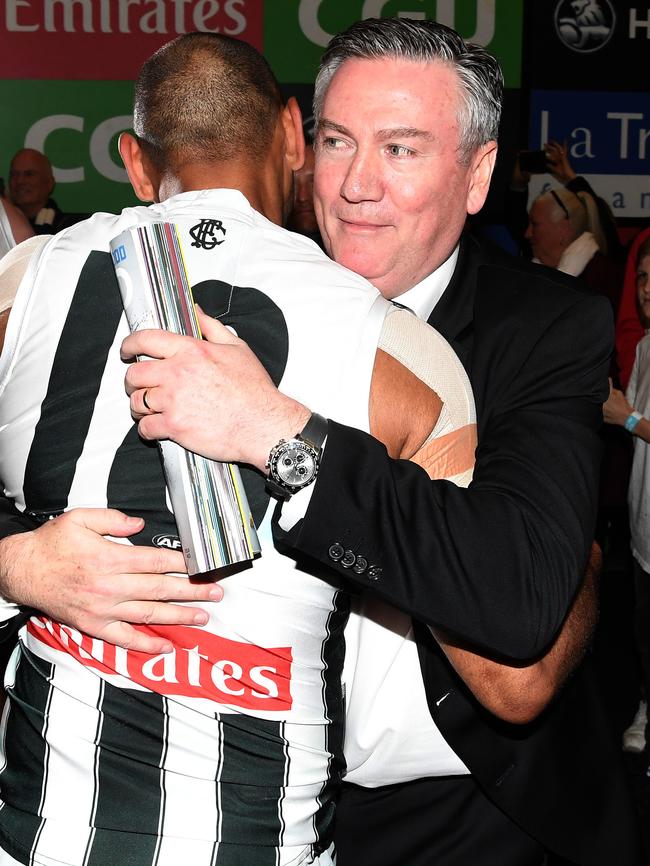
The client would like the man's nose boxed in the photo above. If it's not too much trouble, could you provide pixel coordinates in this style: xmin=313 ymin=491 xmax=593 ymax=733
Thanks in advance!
xmin=524 ymin=222 xmax=533 ymax=240
xmin=339 ymin=150 xmax=382 ymax=203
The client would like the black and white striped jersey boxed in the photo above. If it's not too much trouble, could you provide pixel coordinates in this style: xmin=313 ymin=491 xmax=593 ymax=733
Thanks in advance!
xmin=0 ymin=189 xmax=389 ymax=866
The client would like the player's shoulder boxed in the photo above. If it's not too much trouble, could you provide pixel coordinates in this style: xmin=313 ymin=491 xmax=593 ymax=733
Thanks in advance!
xmin=247 ymin=214 xmax=385 ymax=305
xmin=41 ymin=205 xmax=153 ymax=256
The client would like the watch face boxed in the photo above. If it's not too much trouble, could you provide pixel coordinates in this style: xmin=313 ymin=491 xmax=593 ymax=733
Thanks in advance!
xmin=274 ymin=442 xmax=317 ymax=489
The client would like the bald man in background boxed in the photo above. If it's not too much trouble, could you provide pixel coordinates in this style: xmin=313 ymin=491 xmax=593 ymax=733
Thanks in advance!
xmin=9 ymin=148 xmax=87 ymax=234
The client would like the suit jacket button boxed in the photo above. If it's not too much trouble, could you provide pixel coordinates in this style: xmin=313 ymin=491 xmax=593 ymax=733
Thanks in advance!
xmin=328 ymin=543 xmax=345 ymax=562
xmin=341 ymin=549 xmax=356 ymax=568
xmin=353 ymin=556 xmax=368 ymax=574
xmin=367 ymin=565 xmax=382 ymax=580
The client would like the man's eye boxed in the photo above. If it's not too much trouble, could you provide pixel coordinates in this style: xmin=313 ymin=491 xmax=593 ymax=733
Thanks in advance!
xmin=322 ymin=137 xmax=345 ymax=150
xmin=387 ymin=144 xmax=414 ymax=157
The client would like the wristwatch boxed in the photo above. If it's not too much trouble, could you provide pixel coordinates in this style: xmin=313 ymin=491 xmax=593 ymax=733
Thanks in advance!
xmin=265 ymin=413 xmax=328 ymax=501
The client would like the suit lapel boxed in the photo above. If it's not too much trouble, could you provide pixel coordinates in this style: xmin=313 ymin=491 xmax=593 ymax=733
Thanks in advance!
xmin=426 ymin=233 xmax=480 ymax=374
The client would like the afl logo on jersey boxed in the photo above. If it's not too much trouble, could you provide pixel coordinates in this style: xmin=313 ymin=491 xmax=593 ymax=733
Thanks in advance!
xmin=152 ymin=534 xmax=182 ymax=550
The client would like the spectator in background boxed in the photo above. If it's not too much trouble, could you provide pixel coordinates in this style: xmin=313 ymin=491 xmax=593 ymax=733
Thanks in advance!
xmin=286 ymin=141 xmax=324 ymax=248
xmin=8 ymin=148 xmax=87 ymax=235
xmin=525 ymin=185 xmax=622 ymax=314
xmin=518 ymin=153 xmax=628 ymax=568
xmin=604 ymin=233 xmax=650 ymax=766
xmin=616 ymin=227 xmax=650 ymax=390
xmin=508 ymin=139 xmax=623 ymax=265
xmin=0 ymin=177 xmax=33 ymax=258
xmin=541 ymin=140 xmax=624 ymax=262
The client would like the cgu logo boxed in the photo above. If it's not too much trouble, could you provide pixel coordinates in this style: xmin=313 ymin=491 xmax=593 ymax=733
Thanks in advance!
xmin=24 ymin=113 xmax=132 ymax=185
xmin=297 ymin=0 xmax=497 ymax=47
xmin=29 ymin=617 xmax=294 ymax=711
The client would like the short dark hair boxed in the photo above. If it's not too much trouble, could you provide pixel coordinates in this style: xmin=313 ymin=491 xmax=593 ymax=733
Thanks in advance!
xmin=134 ymin=32 xmax=283 ymax=169
xmin=313 ymin=17 xmax=503 ymax=164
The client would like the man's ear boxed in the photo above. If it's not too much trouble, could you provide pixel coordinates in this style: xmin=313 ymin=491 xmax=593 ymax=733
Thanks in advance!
xmin=119 ymin=132 xmax=157 ymax=202
xmin=466 ymin=141 xmax=498 ymax=215
xmin=280 ymin=96 xmax=306 ymax=173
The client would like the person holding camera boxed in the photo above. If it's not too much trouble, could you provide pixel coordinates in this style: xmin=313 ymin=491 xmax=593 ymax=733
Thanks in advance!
xmin=508 ymin=140 xmax=623 ymax=270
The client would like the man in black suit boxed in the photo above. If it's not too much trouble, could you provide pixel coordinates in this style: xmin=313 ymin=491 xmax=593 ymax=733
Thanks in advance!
xmin=0 ymin=18 xmax=641 ymax=866
xmin=120 ymin=18 xmax=641 ymax=866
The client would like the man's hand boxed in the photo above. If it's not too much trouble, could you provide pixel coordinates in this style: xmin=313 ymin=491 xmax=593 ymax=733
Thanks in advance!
xmin=0 ymin=508 xmax=224 ymax=654
xmin=545 ymin=139 xmax=576 ymax=185
xmin=603 ymin=378 xmax=632 ymax=427
xmin=122 ymin=308 xmax=310 ymax=472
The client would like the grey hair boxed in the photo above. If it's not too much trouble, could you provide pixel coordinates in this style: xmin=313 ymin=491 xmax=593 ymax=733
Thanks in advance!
xmin=540 ymin=187 xmax=607 ymax=252
xmin=313 ymin=17 xmax=503 ymax=164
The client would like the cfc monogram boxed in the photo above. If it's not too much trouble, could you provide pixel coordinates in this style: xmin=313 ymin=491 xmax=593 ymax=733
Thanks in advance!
xmin=189 ymin=218 xmax=227 ymax=250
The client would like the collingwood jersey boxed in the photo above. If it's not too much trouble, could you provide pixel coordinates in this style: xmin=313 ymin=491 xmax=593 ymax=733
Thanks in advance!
xmin=0 ymin=190 xmax=390 ymax=866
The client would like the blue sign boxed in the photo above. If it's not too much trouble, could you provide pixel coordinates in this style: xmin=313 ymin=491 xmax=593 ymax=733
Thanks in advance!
xmin=528 ymin=90 xmax=650 ymax=217
xmin=529 ymin=90 xmax=650 ymax=175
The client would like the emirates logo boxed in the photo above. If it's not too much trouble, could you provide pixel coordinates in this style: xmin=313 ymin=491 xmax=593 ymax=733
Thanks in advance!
xmin=29 ymin=617 xmax=293 ymax=711
xmin=554 ymin=0 xmax=616 ymax=53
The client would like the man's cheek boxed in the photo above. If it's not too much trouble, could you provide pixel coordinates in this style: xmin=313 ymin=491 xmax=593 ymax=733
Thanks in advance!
xmin=313 ymin=196 xmax=330 ymax=240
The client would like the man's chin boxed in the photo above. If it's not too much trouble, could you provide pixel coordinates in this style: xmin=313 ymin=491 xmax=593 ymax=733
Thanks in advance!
xmin=332 ymin=245 xmax=385 ymax=281
xmin=12 ymin=196 xmax=35 ymax=209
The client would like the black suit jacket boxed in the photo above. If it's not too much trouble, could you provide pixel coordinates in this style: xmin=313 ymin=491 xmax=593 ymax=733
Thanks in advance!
xmin=275 ymin=235 xmax=642 ymax=865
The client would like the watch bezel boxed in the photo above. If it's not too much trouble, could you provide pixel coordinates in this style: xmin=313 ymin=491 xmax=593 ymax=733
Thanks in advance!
xmin=265 ymin=413 xmax=328 ymax=501
xmin=267 ymin=438 xmax=320 ymax=494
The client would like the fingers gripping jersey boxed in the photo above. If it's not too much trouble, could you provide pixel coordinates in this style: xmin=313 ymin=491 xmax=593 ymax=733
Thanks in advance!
xmin=0 ymin=190 xmax=390 ymax=866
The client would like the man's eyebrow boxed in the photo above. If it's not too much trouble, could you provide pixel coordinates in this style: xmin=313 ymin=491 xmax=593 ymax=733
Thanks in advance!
xmin=317 ymin=119 xmax=350 ymax=137
xmin=317 ymin=119 xmax=434 ymax=143
xmin=376 ymin=126 xmax=434 ymax=142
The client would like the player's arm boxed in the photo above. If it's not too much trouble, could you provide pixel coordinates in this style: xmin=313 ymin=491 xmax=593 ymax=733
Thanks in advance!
xmin=431 ymin=545 xmax=599 ymax=724
xmin=278 ymin=292 xmax=611 ymax=660
xmin=124 ymin=297 xmax=609 ymax=661
xmin=370 ymin=336 xmax=598 ymax=724
xmin=121 ymin=306 xmax=597 ymax=717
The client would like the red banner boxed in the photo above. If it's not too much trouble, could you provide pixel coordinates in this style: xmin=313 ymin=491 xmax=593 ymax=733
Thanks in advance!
xmin=29 ymin=616 xmax=293 ymax=711
xmin=1 ymin=0 xmax=263 ymax=80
